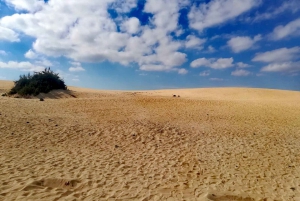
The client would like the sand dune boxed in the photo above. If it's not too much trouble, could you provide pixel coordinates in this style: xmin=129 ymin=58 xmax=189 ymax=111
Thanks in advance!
xmin=1 ymin=80 xmax=300 ymax=200
xmin=0 ymin=80 xmax=13 ymax=94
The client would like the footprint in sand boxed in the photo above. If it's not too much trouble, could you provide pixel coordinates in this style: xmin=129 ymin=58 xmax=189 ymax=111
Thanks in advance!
xmin=23 ymin=178 xmax=80 ymax=191
xmin=201 ymin=193 xmax=255 ymax=201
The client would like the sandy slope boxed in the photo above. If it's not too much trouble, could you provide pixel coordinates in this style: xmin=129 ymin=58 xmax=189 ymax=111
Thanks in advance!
xmin=0 ymin=80 xmax=13 ymax=94
xmin=1 ymin=80 xmax=300 ymax=201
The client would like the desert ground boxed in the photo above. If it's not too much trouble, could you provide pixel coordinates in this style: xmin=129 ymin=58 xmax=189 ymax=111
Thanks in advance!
xmin=1 ymin=80 xmax=300 ymax=201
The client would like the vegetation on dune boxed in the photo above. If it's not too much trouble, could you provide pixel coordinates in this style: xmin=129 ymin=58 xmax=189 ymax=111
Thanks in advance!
xmin=8 ymin=68 xmax=67 ymax=96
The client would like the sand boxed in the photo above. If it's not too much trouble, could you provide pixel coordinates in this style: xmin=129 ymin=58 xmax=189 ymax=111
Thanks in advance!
xmin=1 ymin=80 xmax=300 ymax=201
xmin=0 ymin=80 xmax=13 ymax=94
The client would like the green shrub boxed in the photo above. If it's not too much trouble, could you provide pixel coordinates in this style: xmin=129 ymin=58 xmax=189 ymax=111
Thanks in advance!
xmin=8 ymin=68 xmax=66 ymax=96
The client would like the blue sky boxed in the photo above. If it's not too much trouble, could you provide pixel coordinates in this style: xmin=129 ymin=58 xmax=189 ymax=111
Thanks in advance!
xmin=0 ymin=0 xmax=299 ymax=90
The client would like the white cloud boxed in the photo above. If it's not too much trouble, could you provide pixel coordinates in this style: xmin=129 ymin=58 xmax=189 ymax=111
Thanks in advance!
xmin=24 ymin=49 xmax=53 ymax=67
xmin=121 ymin=17 xmax=140 ymax=34
xmin=252 ymin=47 xmax=300 ymax=63
xmin=178 ymin=68 xmax=188 ymax=75
xmin=253 ymin=47 xmax=300 ymax=74
xmin=69 ymin=62 xmax=85 ymax=72
xmin=0 ymin=61 xmax=44 ymax=71
xmin=210 ymin=78 xmax=223 ymax=81
xmin=253 ymin=0 xmax=300 ymax=22
xmin=261 ymin=62 xmax=300 ymax=73
xmin=0 ymin=26 xmax=19 ymax=42
xmin=4 ymin=0 xmax=45 ymax=12
xmin=0 ymin=50 xmax=7 ymax=56
xmin=207 ymin=45 xmax=216 ymax=53
xmin=185 ymin=35 xmax=206 ymax=49
xmin=35 ymin=59 xmax=53 ymax=67
xmin=0 ymin=0 xmax=188 ymax=73
xmin=25 ymin=49 xmax=38 ymax=59
xmin=199 ymin=71 xmax=210 ymax=76
xmin=210 ymin=58 xmax=234 ymax=69
xmin=231 ymin=69 xmax=251 ymax=76
xmin=270 ymin=18 xmax=300 ymax=40
xmin=227 ymin=35 xmax=261 ymax=53
xmin=191 ymin=57 xmax=234 ymax=69
xmin=190 ymin=58 xmax=211 ymax=68
xmin=175 ymin=29 xmax=184 ymax=37
xmin=237 ymin=62 xmax=250 ymax=68
xmin=55 ymin=69 xmax=80 ymax=82
xmin=69 ymin=66 xmax=85 ymax=72
xmin=111 ymin=0 xmax=137 ymax=13
xmin=188 ymin=0 xmax=260 ymax=31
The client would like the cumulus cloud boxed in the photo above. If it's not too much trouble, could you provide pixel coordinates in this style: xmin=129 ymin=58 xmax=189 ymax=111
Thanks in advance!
xmin=0 ymin=61 xmax=44 ymax=71
xmin=178 ymin=68 xmax=188 ymax=75
xmin=252 ymin=47 xmax=300 ymax=63
xmin=270 ymin=18 xmax=300 ymax=40
xmin=55 ymin=69 xmax=80 ymax=82
xmin=231 ymin=69 xmax=251 ymax=76
xmin=261 ymin=62 xmax=300 ymax=73
xmin=69 ymin=62 xmax=85 ymax=72
xmin=69 ymin=66 xmax=85 ymax=72
xmin=185 ymin=35 xmax=206 ymax=49
xmin=25 ymin=49 xmax=38 ymax=59
xmin=236 ymin=62 xmax=250 ymax=68
xmin=0 ymin=50 xmax=7 ymax=56
xmin=253 ymin=47 xmax=300 ymax=74
xmin=227 ymin=35 xmax=261 ymax=53
xmin=121 ymin=17 xmax=140 ymax=34
xmin=3 ymin=0 xmax=45 ymax=12
xmin=190 ymin=58 xmax=211 ymax=68
xmin=188 ymin=0 xmax=260 ymax=31
xmin=0 ymin=0 xmax=188 ymax=73
xmin=35 ymin=59 xmax=53 ymax=67
xmin=0 ymin=26 xmax=19 ymax=42
xmin=24 ymin=49 xmax=53 ymax=67
xmin=191 ymin=57 xmax=234 ymax=69
xmin=210 ymin=58 xmax=234 ymax=69
xmin=5 ymin=0 xmax=297 ymax=79
xmin=111 ymin=0 xmax=138 ymax=14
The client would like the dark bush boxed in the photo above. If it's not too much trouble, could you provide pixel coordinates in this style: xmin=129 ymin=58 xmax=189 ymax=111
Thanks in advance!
xmin=8 ymin=68 xmax=66 ymax=96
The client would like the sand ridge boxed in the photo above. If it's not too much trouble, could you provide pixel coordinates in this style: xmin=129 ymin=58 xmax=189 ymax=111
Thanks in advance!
xmin=1 ymin=80 xmax=300 ymax=200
